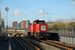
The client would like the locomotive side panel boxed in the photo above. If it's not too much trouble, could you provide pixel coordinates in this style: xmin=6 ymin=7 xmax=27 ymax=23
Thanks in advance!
xmin=35 ymin=23 xmax=48 ymax=32
xmin=35 ymin=24 xmax=40 ymax=32
xmin=28 ymin=19 xmax=60 ymax=41
xmin=40 ymin=24 xmax=48 ymax=32
xmin=29 ymin=24 xmax=35 ymax=33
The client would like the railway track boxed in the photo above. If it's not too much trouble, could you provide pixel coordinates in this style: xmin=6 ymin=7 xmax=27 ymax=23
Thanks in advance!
xmin=21 ymin=38 xmax=42 ymax=50
xmin=0 ymin=40 xmax=8 ymax=50
xmin=10 ymin=37 xmax=40 ymax=50
xmin=41 ymin=40 xmax=75 ymax=50
xmin=23 ymin=38 xmax=61 ymax=50
xmin=9 ymin=37 xmax=75 ymax=50
xmin=26 ymin=38 xmax=75 ymax=50
xmin=9 ymin=37 xmax=26 ymax=50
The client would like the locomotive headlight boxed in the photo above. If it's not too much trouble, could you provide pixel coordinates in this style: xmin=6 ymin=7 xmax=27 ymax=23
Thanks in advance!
xmin=41 ymin=25 xmax=46 ymax=30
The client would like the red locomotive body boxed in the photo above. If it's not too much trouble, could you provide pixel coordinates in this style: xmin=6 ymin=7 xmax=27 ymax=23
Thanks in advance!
xmin=29 ymin=24 xmax=36 ymax=32
xmin=29 ymin=20 xmax=48 ymax=33
xmin=28 ymin=19 xmax=60 ymax=41
xmin=35 ymin=23 xmax=48 ymax=32
xmin=29 ymin=23 xmax=48 ymax=32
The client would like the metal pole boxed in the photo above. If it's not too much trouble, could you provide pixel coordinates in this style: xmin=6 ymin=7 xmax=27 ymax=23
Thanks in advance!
xmin=0 ymin=0 xmax=4 ymax=20
xmin=6 ymin=12 xmax=8 ymax=29
xmin=0 ymin=9 xmax=1 ymax=20
xmin=5 ymin=7 xmax=9 ymax=39
xmin=5 ymin=7 xmax=9 ymax=29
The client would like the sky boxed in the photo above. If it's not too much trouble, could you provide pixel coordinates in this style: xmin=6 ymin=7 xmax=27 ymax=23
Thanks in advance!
xmin=0 ymin=0 xmax=75 ymax=26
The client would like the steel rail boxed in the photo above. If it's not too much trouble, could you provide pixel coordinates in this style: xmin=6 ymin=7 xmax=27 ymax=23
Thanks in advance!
xmin=47 ymin=40 xmax=75 ymax=49
xmin=14 ymin=38 xmax=27 ymax=50
xmin=21 ymin=38 xmax=40 ymax=50
xmin=41 ymin=40 xmax=75 ymax=50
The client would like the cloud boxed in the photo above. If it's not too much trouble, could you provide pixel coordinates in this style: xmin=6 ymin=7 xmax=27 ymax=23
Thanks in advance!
xmin=13 ymin=9 xmax=23 ymax=16
xmin=38 ymin=9 xmax=49 ymax=17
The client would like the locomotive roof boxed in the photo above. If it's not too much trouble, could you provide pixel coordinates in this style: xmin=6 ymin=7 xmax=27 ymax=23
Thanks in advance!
xmin=34 ymin=19 xmax=45 ymax=23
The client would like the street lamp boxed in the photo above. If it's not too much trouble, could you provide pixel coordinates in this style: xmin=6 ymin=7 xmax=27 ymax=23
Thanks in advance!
xmin=5 ymin=7 xmax=9 ymax=29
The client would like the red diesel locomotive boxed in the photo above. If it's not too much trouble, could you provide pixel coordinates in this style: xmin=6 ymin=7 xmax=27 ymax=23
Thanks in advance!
xmin=28 ymin=19 xmax=60 ymax=41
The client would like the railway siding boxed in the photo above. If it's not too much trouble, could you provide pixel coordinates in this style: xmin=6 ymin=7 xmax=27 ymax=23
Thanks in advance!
xmin=25 ymin=38 xmax=61 ymax=50
xmin=41 ymin=40 xmax=75 ymax=50
xmin=47 ymin=40 xmax=75 ymax=48
xmin=21 ymin=38 xmax=40 ymax=50
xmin=10 ymin=37 xmax=41 ymax=50
xmin=7 ymin=37 xmax=75 ymax=50
xmin=10 ymin=37 xmax=26 ymax=50
xmin=0 ymin=41 xmax=8 ymax=50
xmin=14 ymin=38 xmax=27 ymax=50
